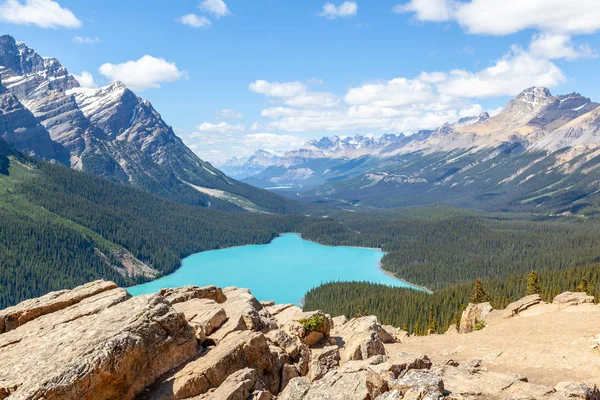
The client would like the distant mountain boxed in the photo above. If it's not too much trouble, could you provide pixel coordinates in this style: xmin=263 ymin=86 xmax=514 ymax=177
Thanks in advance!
xmin=219 ymin=149 xmax=283 ymax=179
xmin=244 ymin=87 xmax=600 ymax=214
xmin=0 ymin=34 xmax=306 ymax=214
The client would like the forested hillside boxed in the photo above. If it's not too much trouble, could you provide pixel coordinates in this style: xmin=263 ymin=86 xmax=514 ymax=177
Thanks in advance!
xmin=296 ymin=207 xmax=600 ymax=290
xmin=0 ymin=143 xmax=310 ymax=307
xmin=304 ymin=263 xmax=600 ymax=334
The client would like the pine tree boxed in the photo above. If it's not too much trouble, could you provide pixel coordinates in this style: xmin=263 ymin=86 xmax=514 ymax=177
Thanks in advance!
xmin=471 ymin=279 xmax=490 ymax=303
xmin=576 ymin=279 xmax=591 ymax=295
xmin=413 ymin=321 xmax=422 ymax=336
xmin=426 ymin=307 xmax=437 ymax=334
xmin=526 ymin=271 xmax=541 ymax=295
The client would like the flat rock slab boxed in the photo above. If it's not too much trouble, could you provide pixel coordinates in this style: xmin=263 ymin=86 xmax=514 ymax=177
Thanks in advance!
xmin=0 ymin=293 xmax=197 ymax=400
xmin=160 ymin=286 xmax=226 ymax=305
xmin=553 ymin=292 xmax=595 ymax=307
xmin=0 ymin=280 xmax=117 ymax=333
xmin=279 ymin=370 xmax=387 ymax=400
xmin=503 ymin=294 xmax=542 ymax=318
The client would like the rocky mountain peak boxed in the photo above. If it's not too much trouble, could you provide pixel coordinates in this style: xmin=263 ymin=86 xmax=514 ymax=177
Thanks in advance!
xmin=516 ymin=86 xmax=553 ymax=103
xmin=0 ymin=35 xmax=45 ymax=76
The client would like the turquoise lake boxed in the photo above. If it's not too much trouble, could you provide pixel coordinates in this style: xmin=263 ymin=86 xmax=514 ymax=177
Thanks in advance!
xmin=128 ymin=233 xmax=418 ymax=305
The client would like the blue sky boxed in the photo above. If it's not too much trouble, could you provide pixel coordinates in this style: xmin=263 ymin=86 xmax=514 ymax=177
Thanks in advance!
xmin=2 ymin=0 xmax=600 ymax=163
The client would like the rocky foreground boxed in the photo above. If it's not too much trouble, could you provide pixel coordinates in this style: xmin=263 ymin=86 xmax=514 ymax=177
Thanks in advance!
xmin=0 ymin=282 xmax=599 ymax=400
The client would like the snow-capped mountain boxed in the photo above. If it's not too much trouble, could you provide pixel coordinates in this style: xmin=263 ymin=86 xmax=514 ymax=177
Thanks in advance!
xmin=245 ymin=87 xmax=600 ymax=213
xmin=307 ymin=133 xmax=402 ymax=157
xmin=0 ymin=35 xmax=303 ymax=214
xmin=219 ymin=149 xmax=283 ymax=179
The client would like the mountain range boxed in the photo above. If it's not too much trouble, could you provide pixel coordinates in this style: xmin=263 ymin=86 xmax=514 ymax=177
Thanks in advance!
xmin=224 ymin=87 xmax=600 ymax=213
xmin=0 ymin=35 xmax=304 ymax=214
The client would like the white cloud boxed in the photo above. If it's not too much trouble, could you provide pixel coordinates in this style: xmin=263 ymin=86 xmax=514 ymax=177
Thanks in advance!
xmin=284 ymin=92 xmax=341 ymax=108
xmin=179 ymin=14 xmax=211 ymax=28
xmin=98 ymin=55 xmax=186 ymax=91
xmin=217 ymin=109 xmax=243 ymax=119
xmin=319 ymin=1 xmax=358 ymax=19
xmin=73 ymin=71 xmax=97 ymax=88
xmin=345 ymin=78 xmax=435 ymax=107
xmin=199 ymin=0 xmax=231 ymax=18
xmin=395 ymin=0 xmax=600 ymax=36
xmin=393 ymin=0 xmax=453 ymax=22
xmin=250 ymin=41 xmax=568 ymax=135
xmin=195 ymin=122 xmax=245 ymax=133
xmin=529 ymin=33 xmax=597 ymax=61
xmin=458 ymin=104 xmax=483 ymax=118
xmin=179 ymin=128 xmax=307 ymax=163
xmin=418 ymin=71 xmax=447 ymax=83
xmin=437 ymin=46 xmax=566 ymax=98
xmin=73 ymin=36 xmax=100 ymax=44
xmin=0 ymin=0 xmax=81 ymax=28
xmin=249 ymin=80 xmax=307 ymax=98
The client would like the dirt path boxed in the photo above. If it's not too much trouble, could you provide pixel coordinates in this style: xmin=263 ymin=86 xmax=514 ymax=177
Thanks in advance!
xmin=386 ymin=303 xmax=600 ymax=387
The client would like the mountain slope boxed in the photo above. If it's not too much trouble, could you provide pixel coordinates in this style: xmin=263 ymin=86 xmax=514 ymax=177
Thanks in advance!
xmin=0 ymin=34 xmax=307 ymax=214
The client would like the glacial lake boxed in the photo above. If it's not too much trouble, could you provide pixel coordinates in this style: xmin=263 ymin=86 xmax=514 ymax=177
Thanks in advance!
xmin=128 ymin=233 xmax=418 ymax=305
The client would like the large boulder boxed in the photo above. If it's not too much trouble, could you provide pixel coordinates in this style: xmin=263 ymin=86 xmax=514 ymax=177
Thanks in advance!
xmin=279 ymin=311 xmax=333 ymax=347
xmin=194 ymin=368 xmax=258 ymax=400
xmin=553 ymin=292 xmax=595 ymax=307
xmin=379 ymin=325 xmax=408 ymax=343
xmin=172 ymin=298 xmax=227 ymax=342
xmin=331 ymin=316 xmax=386 ymax=363
xmin=0 ymin=280 xmax=117 ymax=333
xmin=159 ymin=285 xmax=227 ymax=305
xmin=553 ymin=382 xmax=600 ymax=400
xmin=460 ymin=302 xmax=492 ymax=333
xmin=341 ymin=354 xmax=432 ymax=384
xmin=308 ymin=346 xmax=341 ymax=381
xmin=208 ymin=287 xmax=276 ymax=344
xmin=0 ymin=292 xmax=197 ymax=400
xmin=278 ymin=370 xmax=388 ymax=400
xmin=388 ymin=370 xmax=444 ymax=399
xmin=503 ymin=294 xmax=542 ymax=318
xmin=145 ymin=330 xmax=282 ymax=400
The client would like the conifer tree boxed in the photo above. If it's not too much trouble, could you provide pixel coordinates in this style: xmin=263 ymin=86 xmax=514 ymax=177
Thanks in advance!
xmin=576 ymin=279 xmax=591 ymax=295
xmin=413 ymin=321 xmax=422 ymax=336
xmin=471 ymin=279 xmax=490 ymax=303
xmin=526 ymin=271 xmax=541 ymax=295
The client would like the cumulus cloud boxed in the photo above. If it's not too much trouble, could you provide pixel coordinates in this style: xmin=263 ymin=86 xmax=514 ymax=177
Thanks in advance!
xmin=179 ymin=14 xmax=211 ymax=28
xmin=73 ymin=71 xmax=97 ymax=88
xmin=98 ymin=55 xmax=186 ymax=91
xmin=73 ymin=36 xmax=100 ymax=44
xmin=195 ymin=122 xmax=245 ymax=134
xmin=437 ymin=46 xmax=566 ymax=98
xmin=0 ymin=0 xmax=81 ymax=29
xmin=319 ymin=1 xmax=358 ymax=19
xmin=249 ymin=41 xmax=568 ymax=134
xmin=217 ymin=109 xmax=243 ymax=119
xmin=529 ymin=33 xmax=597 ymax=61
xmin=179 ymin=127 xmax=307 ymax=163
xmin=284 ymin=92 xmax=341 ymax=108
xmin=249 ymin=80 xmax=307 ymax=98
xmin=393 ymin=0 xmax=453 ymax=22
xmin=394 ymin=0 xmax=600 ymax=36
xmin=199 ymin=0 xmax=231 ymax=18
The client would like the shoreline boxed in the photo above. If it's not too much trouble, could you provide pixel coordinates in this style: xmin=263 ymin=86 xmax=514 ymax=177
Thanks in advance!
xmin=128 ymin=232 xmax=432 ymax=295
